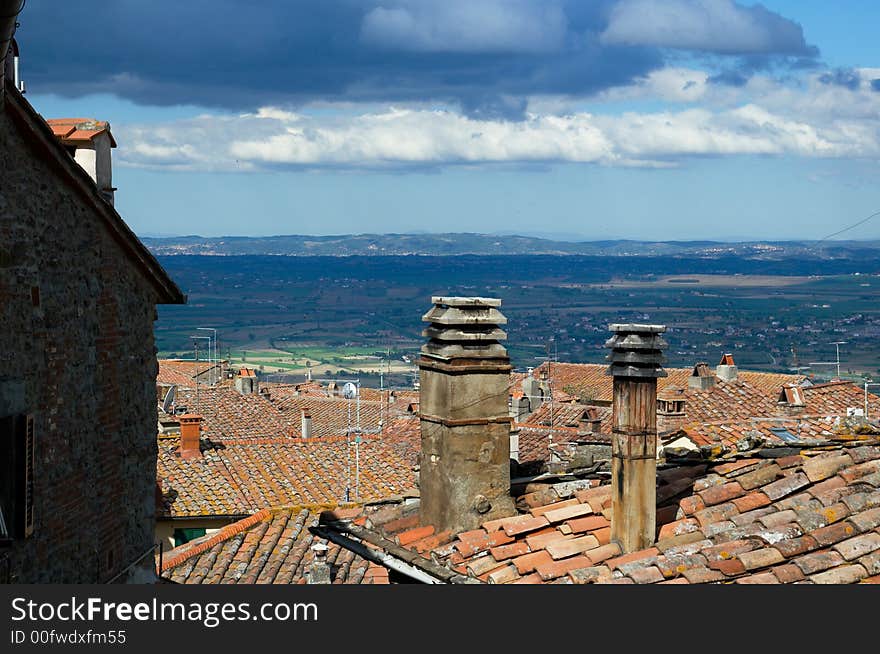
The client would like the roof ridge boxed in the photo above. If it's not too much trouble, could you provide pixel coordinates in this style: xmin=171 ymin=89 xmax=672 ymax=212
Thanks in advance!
xmin=161 ymin=508 xmax=272 ymax=572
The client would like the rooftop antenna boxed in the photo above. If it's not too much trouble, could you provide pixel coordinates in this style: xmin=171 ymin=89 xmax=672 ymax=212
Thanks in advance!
xmin=809 ymin=341 xmax=848 ymax=380
xmin=191 ymin=335 xmax=212 ymax=415
xmin=323 ymin=378 xmax=361 ymax=502
xmin=196 ymin=327 xmax=218 ymax=379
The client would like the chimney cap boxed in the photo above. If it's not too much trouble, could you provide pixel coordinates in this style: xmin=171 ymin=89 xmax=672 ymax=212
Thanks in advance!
xmin=605 ymin=323 xmax=668 ymax=378
xmin=431 ymin=296 xmax=502 ymax=307
xmin=177 ymin=413 xmax=202 ymax=421
xmin=609 ymin=323 xmax=667 ymax=334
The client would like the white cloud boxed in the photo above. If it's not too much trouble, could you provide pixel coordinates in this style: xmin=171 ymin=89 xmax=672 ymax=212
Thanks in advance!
xmin=360 ymin=0 xmax=567 ymax=53
xmin=601 ymin=0 xmax=810 ymax=55
xmin=113 ymin=69 xmax=880 ymax=172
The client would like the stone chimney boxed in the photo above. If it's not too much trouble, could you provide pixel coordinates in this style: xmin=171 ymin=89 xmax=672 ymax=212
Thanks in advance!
xmin=178 ymin=414 xmax=202 ymax=460
xmin=307 ymin=543 xmax=331 ymax=584
xmin=656 ymin=386 xmax=687 ymax=436
xmin=418 ymin=296 xmax=516 ymax=533
xmin=234 ymin=368 xmax=259 ymax=395
xmin=577 ymin=407 xmax=602 ymax=437
xmin=45 ymin=118 xmax=117 ymax=205
xmin=716 ymin=353 xmax=738 ymax=382
xmin=301 ymin=408 xmax=313 ymax=439
xmin=777 ymin=384 xmax=806 ymax=416
xmin=688 ymin=362 xmax=716 ymax=390
xmin=605 ymin=324 xmax=667 ymax=554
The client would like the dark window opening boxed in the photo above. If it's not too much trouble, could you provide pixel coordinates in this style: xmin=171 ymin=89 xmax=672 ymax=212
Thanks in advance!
xmin=0 ymin=414 xmax=35 ymax=541
xmin=173 ymin=528 xmax=206 ymax=547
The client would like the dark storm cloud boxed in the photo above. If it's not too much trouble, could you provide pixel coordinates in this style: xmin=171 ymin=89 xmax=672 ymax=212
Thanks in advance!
xmin=15 ymin=0 xmax=815 ymax=114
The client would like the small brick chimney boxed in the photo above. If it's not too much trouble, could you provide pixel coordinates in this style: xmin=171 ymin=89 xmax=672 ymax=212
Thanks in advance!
xmin=716 ymin=353 xmax=738 ymax=382
xmin=301 ymin=408 xmax=313 ymax=439
xmin=418 ymin=296 xmax=516 ymax=533
xmin=45 ymin=118 xmax=117 ymax=205
xmin=688 ymin=362 xmax=715 ymax=390
xmin=235 ymin=368 xmax=259 ymax=395
xmin=178 ymin=414 xmax=202 ymax=459
xmin=605 ymin=324 xmax=667 ymax=553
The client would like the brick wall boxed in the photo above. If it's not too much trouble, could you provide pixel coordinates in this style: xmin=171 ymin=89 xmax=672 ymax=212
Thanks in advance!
xmin=0 ymin=99 xmax=163 ymax=582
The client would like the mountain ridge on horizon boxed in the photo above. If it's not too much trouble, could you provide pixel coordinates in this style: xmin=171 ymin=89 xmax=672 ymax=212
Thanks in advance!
xmin=140 ymin=232 xmax=880 ymax=258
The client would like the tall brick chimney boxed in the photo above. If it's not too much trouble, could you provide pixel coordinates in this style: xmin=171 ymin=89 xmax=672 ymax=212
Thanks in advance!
xmin=605 ymin=324 xmax=667 ymax=553
xmin=178 ymin=414 xmax=202 ymax=460
xmin=417 ymin=296 xmax=516 ymax=533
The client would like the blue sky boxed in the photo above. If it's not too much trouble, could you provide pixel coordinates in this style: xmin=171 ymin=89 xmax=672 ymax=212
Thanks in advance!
xmin=15 ymin=1 xmax=880 ymax=240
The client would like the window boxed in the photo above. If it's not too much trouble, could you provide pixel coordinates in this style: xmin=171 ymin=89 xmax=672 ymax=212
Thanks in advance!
xmin=173 ymin=528 xmax=206 ymax=547
xmin=769 ymin=426 xmax=799 ymax=443
xmin=0 ymin=414 xmax=35 ymax=540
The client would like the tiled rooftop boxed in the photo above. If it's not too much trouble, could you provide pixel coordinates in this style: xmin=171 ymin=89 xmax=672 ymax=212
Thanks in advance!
xmin=157 ymin=434 xmax=417 ymax=519
xmin=265 ymin=392 xmax=389 ymax=438
xmin=532 ymin=361 xmax=805 ymax=404
xmin=381 ymin=413 xmax=422 ymax=468
xmin=156 ymin=440 xmax=251 ymax=518
xmin=45 ymin=117 xmax=117 ymax=146
xmin=160 ymin=507 xmax=390 ymax=584
xmin=169 ymin=386 xmax=299 ymax=440
xmin=803 ymin=381 xmax=880 ymax=416
xmin=157 ymin=359 xmax=224 ymax=389
xmin=320 ymin=435 xmax=880 ymax=584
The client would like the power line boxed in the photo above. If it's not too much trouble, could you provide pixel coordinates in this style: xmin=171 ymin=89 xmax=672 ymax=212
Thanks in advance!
xmin=816 ymin=209 xmax=880 ymax=244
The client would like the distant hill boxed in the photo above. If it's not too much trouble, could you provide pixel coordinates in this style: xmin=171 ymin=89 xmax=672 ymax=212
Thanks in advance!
xmin=141 ymin=233 xmax=880 ymax=259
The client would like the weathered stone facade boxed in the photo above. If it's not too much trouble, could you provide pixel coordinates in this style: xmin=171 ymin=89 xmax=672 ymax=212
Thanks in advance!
xmin=0 ymin=86 xmax=183 ymax=582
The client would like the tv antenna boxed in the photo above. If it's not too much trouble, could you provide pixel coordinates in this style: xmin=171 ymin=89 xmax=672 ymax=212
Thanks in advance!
xmin=809 ymin=341 xmax=847 ymax=380
xmin=191 ymin=336 xmax=212 ymax=414
xmin=318 ymin=377 xmax=362 ymax=502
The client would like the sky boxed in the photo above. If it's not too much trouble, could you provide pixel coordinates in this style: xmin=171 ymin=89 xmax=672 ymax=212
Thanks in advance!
xmin=14 ymin=1 xmax=880 ymax=241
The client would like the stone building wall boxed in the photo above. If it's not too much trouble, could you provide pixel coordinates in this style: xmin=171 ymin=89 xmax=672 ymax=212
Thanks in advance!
xmin=0 ymin=95 xmax=166 ymax=582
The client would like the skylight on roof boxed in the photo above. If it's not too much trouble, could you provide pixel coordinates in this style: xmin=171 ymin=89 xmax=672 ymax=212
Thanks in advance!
xmin=769 ymin=427 xmax=799 ymax=443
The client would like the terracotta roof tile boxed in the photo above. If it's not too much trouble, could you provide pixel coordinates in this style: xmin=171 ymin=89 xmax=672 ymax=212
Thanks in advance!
xmin=536 ymin=555 xmax=593 ymax=581
xmin=793 ymin=549 xmax=846 ymax=575
xmin=735 ymin=571 xmax=779 ymax=584
xmin=859 ymin=550 xmax=880 ymax=576
xmin=512 ymin=550 xmax=554 ymax=575
xmin=502 ymin=515 xmax=550 ymax=537
xmin=681 ymin=566 xmax=725 ymax=584
xmin=833 ymin=532 xmax=880 ymax=561
xmin=809 ymin=564 xmax=868 ymax=584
